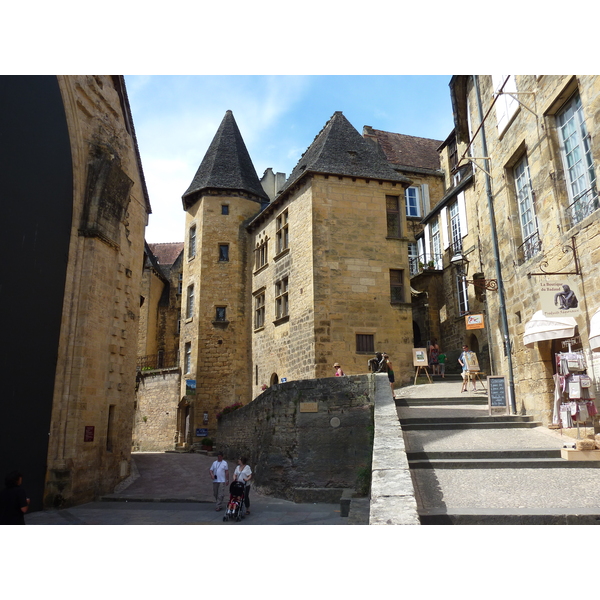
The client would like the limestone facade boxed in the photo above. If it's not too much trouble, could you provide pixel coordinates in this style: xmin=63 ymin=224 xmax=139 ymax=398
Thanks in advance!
xmin=442 ymin=75 xmax=600 ymax=423
xmin=25 ymin=76 xmax=150 ymax=508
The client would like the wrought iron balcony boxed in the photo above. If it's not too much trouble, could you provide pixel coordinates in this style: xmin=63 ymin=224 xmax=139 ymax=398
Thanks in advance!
xmin=410 ymin=253 xmax=444 ymax=276
xmin=137 ymin=350 xmax=179 ymax=371
xmin=569 ymin=187 xmax=599 ymax=225
xmin=517 ymin=230 xmax=542 ymax=264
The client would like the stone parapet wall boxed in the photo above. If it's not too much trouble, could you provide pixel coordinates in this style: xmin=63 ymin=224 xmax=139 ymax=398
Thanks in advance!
xmin=370 ymin=374 xmax=419 ymax=524
xmin=132 ymin=368 xmax=181 ymax=451
xmin=217 ymin=375 xmax=374 ymax=502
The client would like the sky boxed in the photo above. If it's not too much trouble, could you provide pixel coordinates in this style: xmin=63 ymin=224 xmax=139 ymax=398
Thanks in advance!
xmin=125 ymin=75 xmax=456 ymax=244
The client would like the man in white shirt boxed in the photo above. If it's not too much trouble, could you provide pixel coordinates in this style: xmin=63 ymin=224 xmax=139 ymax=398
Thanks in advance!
xmin=209 ymin=452 xmax=229 ymax=511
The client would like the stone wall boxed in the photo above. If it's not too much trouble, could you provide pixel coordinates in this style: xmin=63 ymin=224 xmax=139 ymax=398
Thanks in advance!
xmin=43 ymin=76 xmax=149 ymax=508
xmin=216 ymin=374 xmax=374 ymax=502
xmin=132 ymin=368 xmax=181 ymax=451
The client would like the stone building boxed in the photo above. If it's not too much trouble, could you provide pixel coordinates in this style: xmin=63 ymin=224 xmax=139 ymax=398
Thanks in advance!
xmin=137 ymin=242 xmax=184 ymax=367
xmin=442 ymin=75 xmax=600 ymax=423
xmin=176 ymin=109 xmax=448 ymax=440
xmin=0 ymin=75 xmax=150 ymax=509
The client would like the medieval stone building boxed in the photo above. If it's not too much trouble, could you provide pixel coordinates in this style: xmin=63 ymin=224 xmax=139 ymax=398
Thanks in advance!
xmin=173 ymin=109 xmax=447 ymax=441
xmin=417 ymin=75 xmax=600 ymax=425
xmin=0 ymin=76 xmax=150 ymax=509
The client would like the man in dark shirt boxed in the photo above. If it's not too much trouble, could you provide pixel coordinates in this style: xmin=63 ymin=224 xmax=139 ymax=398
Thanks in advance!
xmin=0 ymin=471 xmax=30 ymax=525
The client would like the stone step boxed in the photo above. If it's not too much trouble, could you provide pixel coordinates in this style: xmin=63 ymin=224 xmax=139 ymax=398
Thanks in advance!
xmin=401 ymin=421 xmax=542 ymax=430
xmin=418 ymin=508 xmax=600 ymax=525
xmin=407 ymin=449 xmax=562 ymax=460
xmin=408 ymin=457 xmax=600 ymax=468
xmin=401 ymin=415 xmax=535 ymax=424
xmin=395 ymin=398 xmax=488 ymax=406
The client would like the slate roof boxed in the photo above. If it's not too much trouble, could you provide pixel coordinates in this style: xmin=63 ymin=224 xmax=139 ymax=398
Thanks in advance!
xmin=364 ymin=127 xmax=443 ymax=171
xmin=278 ymin=111 xmax=411 ymax=196
xmin=182 ymin=110 xmax=269 ymax=209
xmin=148 ymin=242 xmax=184 ymax=266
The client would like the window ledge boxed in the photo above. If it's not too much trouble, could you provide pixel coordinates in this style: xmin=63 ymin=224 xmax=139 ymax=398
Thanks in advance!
xmin=185 ymin=317 xmax=193 ymax=323
xmin=253 ymin=263 xmax=269 ymax=276
xmin=273 ymin=315 xmax=289 ymax=326
xmin=253 ymin=326 xmax=265 ymax=333
xmin=274 ymin=248 xmax=290 ymax=261
xmin=188 ymin=255 xmax=196 ymax=263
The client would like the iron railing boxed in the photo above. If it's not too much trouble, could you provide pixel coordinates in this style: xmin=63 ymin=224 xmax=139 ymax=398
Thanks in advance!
xmin=517 ymin=230 xmax=542 ymax=264
xmin=137 ymin=350 xmax=179 ymax=371
xmin=410 ymin=253 xmax=445 ymax=276
xmin=569 ymin=187 xmax=599 ymax=225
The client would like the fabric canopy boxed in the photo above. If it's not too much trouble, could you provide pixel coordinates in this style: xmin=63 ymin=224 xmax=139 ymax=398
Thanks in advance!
xmin=523 ymin=310 xmax=577 ymax=348
xmin=589 ymin=308 xmax=600 ymax=352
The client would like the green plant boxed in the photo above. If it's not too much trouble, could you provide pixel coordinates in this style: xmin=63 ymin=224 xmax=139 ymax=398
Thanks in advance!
xmin=142 ymin=415 xmax=148 ymax=423
xmin=201 ymin=437 xmax=213 ymax=447
xmin=356 ymin=465 xmax=371 ymax=497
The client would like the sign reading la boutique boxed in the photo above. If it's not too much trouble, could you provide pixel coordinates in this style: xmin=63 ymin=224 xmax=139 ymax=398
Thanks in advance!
xmin=540 ymin=278 xmax=582 ymax=318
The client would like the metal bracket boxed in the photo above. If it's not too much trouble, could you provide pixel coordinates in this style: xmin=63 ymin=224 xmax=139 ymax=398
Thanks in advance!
xmin=527 ymin=236 xmax=580 ymax=278
xmin=466 ymin=278 xmax=498 ymax=291
xmin=494 ymin=91 xmax=537 ymax=117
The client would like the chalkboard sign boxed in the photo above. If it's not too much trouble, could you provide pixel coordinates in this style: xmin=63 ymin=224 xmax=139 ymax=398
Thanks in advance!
xmin=487 ymin=376 xmax=508 ymax=414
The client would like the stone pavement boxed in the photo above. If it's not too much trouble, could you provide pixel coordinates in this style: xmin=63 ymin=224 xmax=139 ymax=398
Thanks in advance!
xmin=395 ymin=377 xmax=600 ymax=524
xmin=25 ymin=452 xmax=356 ymax=525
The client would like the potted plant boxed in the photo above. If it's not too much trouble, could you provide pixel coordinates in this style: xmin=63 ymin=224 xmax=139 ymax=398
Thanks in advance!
xmin=201 ymin=437 xmax=213 ymax=451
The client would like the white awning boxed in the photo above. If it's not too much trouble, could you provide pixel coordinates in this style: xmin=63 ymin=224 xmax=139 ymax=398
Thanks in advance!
xmin=523 ymin=310 xmax=577 ymax=348
xmin=589 ymin=308 xmax=600 ymax=351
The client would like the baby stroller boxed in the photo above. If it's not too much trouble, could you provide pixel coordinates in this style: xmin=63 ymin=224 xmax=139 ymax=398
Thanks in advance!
xmin=223 ymin=481 xmax=245 ymax=522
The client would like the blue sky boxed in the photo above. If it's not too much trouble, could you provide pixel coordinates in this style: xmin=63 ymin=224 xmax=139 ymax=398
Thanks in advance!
xmin=125 ymin=75 xmax=456 ymax=243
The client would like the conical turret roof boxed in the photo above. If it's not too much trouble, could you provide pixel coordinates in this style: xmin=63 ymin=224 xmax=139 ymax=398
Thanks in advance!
xmin=182 ymin=110 xmax=269 ymax=209
xmin=279 ymin=111 xmax=411 ymax=195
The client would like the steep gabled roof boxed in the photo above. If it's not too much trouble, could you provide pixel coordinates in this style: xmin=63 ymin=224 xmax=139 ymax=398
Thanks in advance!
xmin=148 ymin=242 xmax=184 ymax=266
xmin=278 ymin=111 xmax=411 ymax=196
xmin=182 ymin=110 xmax=269 ymax=209
xmin=364 ymin=127 xmax=443 ymax=172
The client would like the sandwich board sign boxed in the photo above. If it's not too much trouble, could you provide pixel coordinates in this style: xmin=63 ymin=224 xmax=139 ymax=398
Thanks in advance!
xmin=487 ymin=376 xmax=508 ymax=415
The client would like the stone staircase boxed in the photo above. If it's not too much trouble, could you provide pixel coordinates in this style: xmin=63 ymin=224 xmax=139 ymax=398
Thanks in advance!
xmin=395 ymin=384 xmax=600 ymax=524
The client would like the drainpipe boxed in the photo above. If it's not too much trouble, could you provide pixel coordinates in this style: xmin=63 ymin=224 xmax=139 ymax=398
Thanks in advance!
xmin=473 ymin=75 xmax=517 ymax=414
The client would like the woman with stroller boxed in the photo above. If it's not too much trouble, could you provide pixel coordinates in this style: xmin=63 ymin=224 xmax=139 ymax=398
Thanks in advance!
xmin=233 ymin=457 xmax=253 ymax=515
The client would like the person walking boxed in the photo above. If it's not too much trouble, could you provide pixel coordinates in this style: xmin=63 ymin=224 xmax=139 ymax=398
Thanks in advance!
xmin=428 ymin=339 xmax=440 ymax=376
xmin=209 ymin=452 xmax=229 ymax=511
xmin=383 ymin=353 xmax=395 ymax=394
xmin=233 ymin=456 xmax=253 ymax=515
xmin=458 ymin=345 xmax=476 ymax=392
xmin=0 ymin=471 xmax=30 ymax=525
xmin=333 ymin=362 xmax=345 ymax=376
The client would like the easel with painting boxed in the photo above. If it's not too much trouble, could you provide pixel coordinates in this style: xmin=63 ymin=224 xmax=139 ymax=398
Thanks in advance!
xmin=413 ymin=348 xmax=432 ymax=384
xmin=461 ymin=351 xmax=486 ymax=392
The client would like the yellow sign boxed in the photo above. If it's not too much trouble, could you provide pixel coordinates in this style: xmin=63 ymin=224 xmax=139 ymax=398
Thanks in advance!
xmin=299 ymin=402 xmax=319 ymax=413
xmin=465 ymin=314 xmax=485 ymax=329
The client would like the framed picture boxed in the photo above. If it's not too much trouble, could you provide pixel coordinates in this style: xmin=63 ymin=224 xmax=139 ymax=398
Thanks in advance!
xmin=413 ymin=348 xmax=428 ymax=367
xmin=464 ymin=351 xmax=480 ymax=372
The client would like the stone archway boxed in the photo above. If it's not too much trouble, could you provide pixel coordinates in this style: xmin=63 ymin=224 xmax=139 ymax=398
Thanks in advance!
xmin=270 ymin=373 xmax=279 ymax=386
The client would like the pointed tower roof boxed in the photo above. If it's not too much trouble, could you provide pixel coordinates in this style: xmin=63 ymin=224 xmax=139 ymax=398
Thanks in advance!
xmin=279 ymin=111 xmax=411 ymax=196
xmin=182 ymin=110 xmax=269 ymax=209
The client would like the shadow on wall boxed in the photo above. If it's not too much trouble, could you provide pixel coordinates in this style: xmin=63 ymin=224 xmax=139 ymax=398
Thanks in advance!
xmin=217 ymin=375 xmax=375 ymax=502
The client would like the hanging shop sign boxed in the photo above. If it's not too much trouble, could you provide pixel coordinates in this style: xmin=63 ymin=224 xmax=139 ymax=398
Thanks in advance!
xmin=539 ymin=278 xmax=582 ymax=318
xmin=465 ymin=314 xmax=485 ymax=330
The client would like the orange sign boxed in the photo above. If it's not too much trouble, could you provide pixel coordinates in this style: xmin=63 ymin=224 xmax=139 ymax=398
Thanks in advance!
xmin=465 ymin=314 xmax=485 ymax=330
